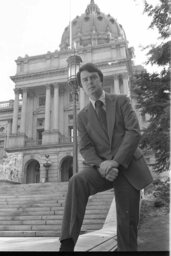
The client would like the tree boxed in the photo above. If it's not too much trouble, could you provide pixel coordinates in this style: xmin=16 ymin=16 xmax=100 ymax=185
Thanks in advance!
xmin=132 ymin=0 xmax=170 ymax=173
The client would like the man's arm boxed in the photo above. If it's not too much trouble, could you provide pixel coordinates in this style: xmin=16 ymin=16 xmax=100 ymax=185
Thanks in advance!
xmin=113 ymin=95 xmax=141 ymax=169
xmin=99 ymin=96 xmax=141 ymax=180
xmin=77 ymin=113 xmax=103 ymax=167
xmin=78 ymin=112 xmax=119 ymax=182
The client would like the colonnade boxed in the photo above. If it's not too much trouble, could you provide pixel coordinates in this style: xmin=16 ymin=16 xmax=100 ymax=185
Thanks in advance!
xmin=11 ymin=84 xmax=61 ymax=136
xmin=11 ymin=74 xmax=130 ymax=136
xmin=113 ymin=73 xmax=130 ymax=96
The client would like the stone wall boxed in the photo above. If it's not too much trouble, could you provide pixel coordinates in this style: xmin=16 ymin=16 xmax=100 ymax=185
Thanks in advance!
xmin=0 ymin=151 xmax=23 ymax=183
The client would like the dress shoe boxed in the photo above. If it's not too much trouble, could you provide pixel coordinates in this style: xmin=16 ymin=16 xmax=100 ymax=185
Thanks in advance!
xmin=59 ymin=238 xmax=75 ymax=251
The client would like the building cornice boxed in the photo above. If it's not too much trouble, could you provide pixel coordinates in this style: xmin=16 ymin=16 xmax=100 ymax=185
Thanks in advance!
xmin=5 ymin=142 xmax=73 ymax=153
xmin=15 ymin=40 xmax=127 ymax=64
xmin=10 ymin=67 xmax=67 ymax=82
xmin=10 ymin=58 xmax=128 ymax=84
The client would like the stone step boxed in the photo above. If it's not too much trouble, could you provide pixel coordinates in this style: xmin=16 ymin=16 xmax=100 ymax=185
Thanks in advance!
xmin=0 ymin=182 xmax=68 ymax=189
xmin=0 ymin=199 xmax=65 ymax=203
xmin=0 ymin=193 xmax=113 ymax=200
xmin=0 ymin=209 xmax=109 ymax=218
xmin=0 ymin=209 xmax=108 ymax=217
xmin=0 ymin=231 xmax=40 ymax=237
xmin=0 ymin=194 xmax=66 ymax=199
xmin=0 ymin=211 xmax=61 ymax=216
xmin=0 ymin=192 xmax=66 ymax=196
xmin=0 ymin=200 xmax=111 ymax=206
xmin=1 ymin=187 xmax=112 ymax=194
xmin=0 ymin=218 xmax=104 ymax=225
xmin=0 ymin=202 xmax=62 ymax=206
xmin=0 ymin=225 xmax=61 ymax=231
xmin=0 ymin=231 xmax=59 ymax=237
xmin=0 ymin=196 xmax=112 ymax=203
xmin=0 ymin=199 xmax=112 ymax=206
xmin=0 ymin=182 xmax=114 ymax=237
xmin=0 ymin=223 xmax=103 ymax=233
xmin=0 ymin=203 xmax=111 ymax=211
xmin=0 ymin=186 xmax=113 ymax=192
xmin=0 ymin=187 xmax=67 ymax=191
xmin=0 ymin=213 xmax=106 ymax=221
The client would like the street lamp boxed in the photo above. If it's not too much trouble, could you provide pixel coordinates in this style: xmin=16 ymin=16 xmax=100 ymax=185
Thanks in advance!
xmin=67 ymin=54 xmax=82 ymax=175
xmin=43 ymin=154 xmax=51 ymax=182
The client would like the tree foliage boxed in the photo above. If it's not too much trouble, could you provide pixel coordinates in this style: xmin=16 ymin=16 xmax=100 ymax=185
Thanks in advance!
xmin=134 ymin=71 xmax=170 ymax=173
xmin=144 ymin=0 xmax=170 ymax=39
xmin=133 ymin=0 xmax=170 ymax=173
xmin=146 ymin=41 xmax=171 ymax=66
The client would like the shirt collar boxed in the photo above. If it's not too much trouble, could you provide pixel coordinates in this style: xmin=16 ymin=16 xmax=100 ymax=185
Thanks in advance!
xmin=90 ymin=90 xmax=106 ymax=109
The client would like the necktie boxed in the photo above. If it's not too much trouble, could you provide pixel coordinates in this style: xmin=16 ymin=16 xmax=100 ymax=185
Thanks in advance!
xmin=95 ymin=100 xmax=107 ymax=131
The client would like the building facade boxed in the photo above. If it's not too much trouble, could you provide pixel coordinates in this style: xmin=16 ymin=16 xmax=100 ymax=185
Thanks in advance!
xmin=0 ymin=0 xmax=145 ymax=184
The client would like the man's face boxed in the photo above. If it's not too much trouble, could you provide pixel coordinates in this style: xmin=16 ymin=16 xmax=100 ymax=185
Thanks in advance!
xmin=80 ymin=70 xmax=103 ymax=100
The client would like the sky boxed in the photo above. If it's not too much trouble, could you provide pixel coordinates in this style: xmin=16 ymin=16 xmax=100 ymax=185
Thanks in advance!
xmin=0 ymin=0 xmax=160 ymax=102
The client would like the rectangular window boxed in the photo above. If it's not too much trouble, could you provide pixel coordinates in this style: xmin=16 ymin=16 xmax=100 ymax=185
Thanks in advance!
xmin=0 ymin=140 xmax=4 ymax=148
xmin=68 ymin=115 xmax=73 ymax=125
xmin=69 ymin=92 xmax=73 ymax=102
xmin=39 ymin=96 xmax=45 ymax=106
xmin=68 ymin=126 xmax=73 ymax=142
xmin=37 ymin=129 xmax=44 ymax=145
xmin=37 ymin=118 xmax=44 ymax=127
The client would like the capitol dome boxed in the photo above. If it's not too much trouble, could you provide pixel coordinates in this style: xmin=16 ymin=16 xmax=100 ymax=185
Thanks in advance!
xmin=60 ymin=0 xmax=127 ymax=50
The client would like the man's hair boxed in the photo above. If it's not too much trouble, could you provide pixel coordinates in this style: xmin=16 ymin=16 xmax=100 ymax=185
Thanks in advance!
xmin=77 ymin=63 xmax=103 ymax=88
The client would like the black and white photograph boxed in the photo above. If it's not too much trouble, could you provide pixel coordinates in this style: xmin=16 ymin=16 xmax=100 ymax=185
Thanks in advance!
xmin=0 ymin=0 xmax=169 ymax=253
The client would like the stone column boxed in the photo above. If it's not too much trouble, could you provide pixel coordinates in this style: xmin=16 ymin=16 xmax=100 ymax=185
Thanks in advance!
xmin=12 ymin=89 xmax=19 ymax=134
xmin=6 ymin=119 xmax=12 ymax=146
xmin=113 ymin=76 xmax=120 ymax=94
xmin=79 ymin=88 xmax=85 ymax=110
xmin=7 ymin=120 xmax=12 ymax=136
xmin=123 ymin=74 xmax=130 ymax=96
xmin=44 ymin=85 xmax=51 ymax=131
xmin=53 ymin=84 xmax=59 ymax=130
xmin=20 ymin=88 xmax=27 ymax=134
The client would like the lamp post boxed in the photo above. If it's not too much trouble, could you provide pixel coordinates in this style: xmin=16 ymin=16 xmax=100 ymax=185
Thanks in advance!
xmin=43 ymin=154 xmax=51 ymax=182
xmin=67 ymin=55 xmax=82 ymax=175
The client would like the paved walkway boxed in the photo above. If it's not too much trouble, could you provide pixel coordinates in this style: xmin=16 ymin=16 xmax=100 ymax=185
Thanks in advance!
xmin=0 ymin=227 xmax=117 ymax=252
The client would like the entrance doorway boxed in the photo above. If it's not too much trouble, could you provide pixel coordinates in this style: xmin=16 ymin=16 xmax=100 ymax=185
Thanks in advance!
xmin=26 ymin=160 xmax=40 ymax=184
xmin=60 ymin=156 xmax=73 ymax=182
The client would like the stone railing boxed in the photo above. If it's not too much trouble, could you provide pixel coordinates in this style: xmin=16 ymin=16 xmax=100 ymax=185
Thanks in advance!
xmin=25 ymin=134 xmax=73 ymax=147
xmin=58 ymin=134 xmax=73 ymax=144
xmin=0 ymin=100 xmax=22 ymax=110
xmin=0 ymin=100 xmax=14 ymax=109
xmin=25 ymin=138 xmax=42 ymax=146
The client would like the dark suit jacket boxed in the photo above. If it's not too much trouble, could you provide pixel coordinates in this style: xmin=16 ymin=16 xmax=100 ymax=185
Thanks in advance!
xmin=77 ymin=93 xmax=153 ymax=190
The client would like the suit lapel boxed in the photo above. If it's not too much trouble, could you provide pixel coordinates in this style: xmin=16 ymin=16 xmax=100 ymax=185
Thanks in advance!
xmin=105 ymin=94 xmax=116 ymax=146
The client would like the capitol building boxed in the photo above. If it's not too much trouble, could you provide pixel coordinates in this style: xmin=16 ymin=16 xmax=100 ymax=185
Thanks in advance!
xmin=0 ymin=0 xmax=146 ymax=184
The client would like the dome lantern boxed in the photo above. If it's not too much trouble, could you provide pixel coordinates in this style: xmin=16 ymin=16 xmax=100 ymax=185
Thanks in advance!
xmin=85 ymin=0 xmax=100 ymax=15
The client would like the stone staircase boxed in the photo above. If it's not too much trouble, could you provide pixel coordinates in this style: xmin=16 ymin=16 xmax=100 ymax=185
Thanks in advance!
xmin=0 ymin=182 xmax=114 ymax=237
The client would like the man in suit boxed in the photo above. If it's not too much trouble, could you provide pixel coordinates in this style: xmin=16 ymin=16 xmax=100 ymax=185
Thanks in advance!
xmin=59 ymin=63 xmax=153 ymax=251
